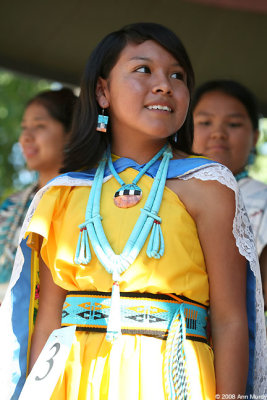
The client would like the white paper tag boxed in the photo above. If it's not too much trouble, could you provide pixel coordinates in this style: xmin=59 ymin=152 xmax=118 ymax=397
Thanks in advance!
xmin=19 ymin=325 xmax=76 ymax=400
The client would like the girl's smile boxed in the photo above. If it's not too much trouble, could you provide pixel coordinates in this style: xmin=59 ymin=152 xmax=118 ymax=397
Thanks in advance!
xmin=20 ymin=102 xmax=66 ymax=173
xmin=96 ymin=40 xmax=190 ymax=156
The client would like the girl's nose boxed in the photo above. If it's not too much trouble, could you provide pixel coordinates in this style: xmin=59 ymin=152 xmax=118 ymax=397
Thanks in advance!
xmin=210 ymin=124 xmax=228 ymax=139
xmin=20 ymin=128 xmax=34 ymax=143
xmin=152 ymin=74 xmax=172 ymax=95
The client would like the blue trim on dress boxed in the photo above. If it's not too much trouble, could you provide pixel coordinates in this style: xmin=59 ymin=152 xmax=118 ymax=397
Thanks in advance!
xmin=109 ymin=156 xmax=217 ymax=179
xmin=246 ymin=261 xmax=256 ymax=395
xmin=11 ymin=239 xmax=32 ymax=399
xmin=48 ymin=157 xmax=218 ymax=184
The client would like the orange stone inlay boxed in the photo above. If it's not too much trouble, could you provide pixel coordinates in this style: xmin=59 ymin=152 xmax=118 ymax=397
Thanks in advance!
xmin=113 ymin=194 xmax=142 ymax=208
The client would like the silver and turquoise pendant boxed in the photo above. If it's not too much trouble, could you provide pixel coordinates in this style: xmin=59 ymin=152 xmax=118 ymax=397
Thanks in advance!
xmin=114 ymin=183 xmax=142 ymax=208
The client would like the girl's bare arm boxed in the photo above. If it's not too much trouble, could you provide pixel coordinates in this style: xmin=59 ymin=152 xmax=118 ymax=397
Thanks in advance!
xmin=176 ymin=178 xmax=249 ymax=395
xmin=29 ymin=256 xmax=67 ymax=372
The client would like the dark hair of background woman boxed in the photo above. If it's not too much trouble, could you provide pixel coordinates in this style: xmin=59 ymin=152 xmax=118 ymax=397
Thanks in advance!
xmin=191 ymin=79 xmax=259 ymax=131
xmin=61 ymin=22 xmax=195 ymax=173
xmin=27 ymin=87 xmax=78 ymax=133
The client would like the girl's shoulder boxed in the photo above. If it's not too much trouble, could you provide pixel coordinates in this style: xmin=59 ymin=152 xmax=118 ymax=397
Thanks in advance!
xmin=168 ymin=152 xmax=232 ymax=181
xmin=166 ymin=156 xmax=237 ymax=221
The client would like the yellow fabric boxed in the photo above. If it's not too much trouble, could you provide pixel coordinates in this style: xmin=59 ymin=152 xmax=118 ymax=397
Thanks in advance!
xmin=26 ymin=168 xmax=215 ymax=399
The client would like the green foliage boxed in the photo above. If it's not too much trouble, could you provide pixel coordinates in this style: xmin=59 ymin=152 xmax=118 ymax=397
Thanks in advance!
xmin=250 ymin=118 xmax=267 ymax=183
xmin=0 ymin=69 xmax=51 ymax=201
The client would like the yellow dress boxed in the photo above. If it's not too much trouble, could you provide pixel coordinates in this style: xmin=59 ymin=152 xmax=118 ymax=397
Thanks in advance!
xmin=26 ymin=167 xmax=215 ymax=400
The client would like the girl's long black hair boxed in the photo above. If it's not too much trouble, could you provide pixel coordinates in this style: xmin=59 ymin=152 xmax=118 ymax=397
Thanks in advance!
xmin=61 ymin=23 xmax=195 ymax=173
xmin=27 ymin=87 xmax=78 ymax=133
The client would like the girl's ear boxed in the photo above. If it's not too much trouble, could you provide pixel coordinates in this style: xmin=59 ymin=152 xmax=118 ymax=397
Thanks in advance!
xmin=95 ymin=77 xmax=110 ymax=109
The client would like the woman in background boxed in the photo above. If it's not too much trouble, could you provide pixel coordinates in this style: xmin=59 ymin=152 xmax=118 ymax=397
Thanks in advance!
xmin=192 ymin=79 xmax=267 ymax=320
xmin=0 ymin=88 xmax=77 ymax=300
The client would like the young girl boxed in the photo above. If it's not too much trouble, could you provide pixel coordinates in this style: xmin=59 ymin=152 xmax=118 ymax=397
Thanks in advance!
xmin=0 ymin=23 xmax=266 ymax=399
xmin=192 ymin=79 xmax=267 ymax=323
xmin=0 ymin=88 xmax=77 ymax=301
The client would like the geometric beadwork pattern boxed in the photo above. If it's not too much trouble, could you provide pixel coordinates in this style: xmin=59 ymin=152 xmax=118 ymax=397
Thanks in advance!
xmin=61 ymin=291 xmax=208 ymax=342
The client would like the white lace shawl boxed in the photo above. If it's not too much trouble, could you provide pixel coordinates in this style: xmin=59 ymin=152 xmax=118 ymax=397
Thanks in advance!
xmin=179 ymin=164 xmax=267 ymax=394
xmin=0 ymin=163 xmax=266 ymax=396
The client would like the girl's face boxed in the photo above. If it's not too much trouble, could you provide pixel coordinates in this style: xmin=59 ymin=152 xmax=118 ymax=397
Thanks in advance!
xmin=97 ymin=40 xmax=190 ymax=147
xmin=193 ymin=91 xmax=258 ymax=174
xmin=19 ymin=102 xmax=67 ymax=173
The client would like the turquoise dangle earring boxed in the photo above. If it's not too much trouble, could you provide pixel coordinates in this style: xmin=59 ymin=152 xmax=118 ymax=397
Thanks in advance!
xmin=96 ymin=109 xmax=109 ymax=132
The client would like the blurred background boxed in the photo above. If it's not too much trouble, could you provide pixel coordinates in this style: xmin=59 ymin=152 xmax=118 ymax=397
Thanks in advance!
xmin=0 ymin=0 xmax=266 ymax=201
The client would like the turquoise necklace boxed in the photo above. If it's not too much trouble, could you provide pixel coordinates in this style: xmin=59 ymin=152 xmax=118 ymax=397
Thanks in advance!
xmin=235 ymin=170 xmax=248 ymax=182
xmin=75 ymin=144 xmax=173 ymax=341
xmin=108 ymin=145 xmax=167 ymax=208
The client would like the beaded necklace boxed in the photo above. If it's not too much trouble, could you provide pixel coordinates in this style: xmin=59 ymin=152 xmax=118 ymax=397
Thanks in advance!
xmin=235 ymin=170 xmax=248 ymax=182
xmin=107 ymin=145 xmax=167 ymax=208
xmin=75 ymin=144 xmax=173 ymax=341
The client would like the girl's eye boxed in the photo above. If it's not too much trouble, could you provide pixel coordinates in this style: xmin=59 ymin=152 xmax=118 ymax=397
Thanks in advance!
xmin=135 ymin=66 xmax=150 ymax=73
xmin=197 ymin=120 xmax=211 ymax=127
xmin=229 ymin=122 xmax=242 ymax=128
xmin=171 ymin=72 xmax=185 ymax=80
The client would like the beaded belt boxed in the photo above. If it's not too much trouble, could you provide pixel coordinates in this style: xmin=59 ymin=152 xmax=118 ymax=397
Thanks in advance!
xmin=61 ymin=291 xmax=208 ymax=343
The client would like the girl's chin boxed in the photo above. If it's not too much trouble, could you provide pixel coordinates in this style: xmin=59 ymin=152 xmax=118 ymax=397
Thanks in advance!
xmin=26 ymin=162 xmax=41 ymax=171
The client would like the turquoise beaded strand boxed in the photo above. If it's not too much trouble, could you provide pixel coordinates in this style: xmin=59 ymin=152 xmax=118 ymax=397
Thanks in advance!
xmin=74 ymin=144 xmax=173 ymax=340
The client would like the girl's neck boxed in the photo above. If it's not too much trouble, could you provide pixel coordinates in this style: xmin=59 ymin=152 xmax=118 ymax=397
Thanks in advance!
xmin=111 ymin=138 xmax=168 ymax=165
xmin=38 ymin=169 xmax=60 ymax=189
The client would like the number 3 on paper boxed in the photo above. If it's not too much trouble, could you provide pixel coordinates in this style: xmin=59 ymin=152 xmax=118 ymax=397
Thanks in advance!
xmin=19 ymin=325 xmax=76 ymax=400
